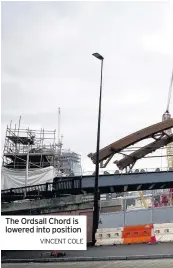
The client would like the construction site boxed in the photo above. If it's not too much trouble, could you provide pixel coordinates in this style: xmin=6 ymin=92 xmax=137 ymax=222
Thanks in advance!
xmin=1 ymin=70 xmax=173 ymax=247
xmin=1 ymin=66 xmax=173 ymax=267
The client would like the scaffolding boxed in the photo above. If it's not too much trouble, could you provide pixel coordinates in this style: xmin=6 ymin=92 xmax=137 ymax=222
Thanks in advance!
xmin=2 ymin=125 xmax=56 ymax=169
xmin=58 ymin=150 xmax=81 ymax=176
xmin=2 ymin=124 xmax=82 ymax=176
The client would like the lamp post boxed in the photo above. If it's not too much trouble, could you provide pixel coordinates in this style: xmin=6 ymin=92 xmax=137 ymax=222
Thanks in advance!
xmin=92 ymin=52 xmax=104 ymax=245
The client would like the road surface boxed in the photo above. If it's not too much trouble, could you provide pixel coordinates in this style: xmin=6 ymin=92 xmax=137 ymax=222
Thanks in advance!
xmin=2 ymin=259 xmax=173 ymax=268
xmin=2 ymin=243 xmax=173 ymax=259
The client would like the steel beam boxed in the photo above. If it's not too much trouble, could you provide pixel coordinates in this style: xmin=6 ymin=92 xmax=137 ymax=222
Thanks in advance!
xmin=88 ymin=119 xmax=173 ymax=164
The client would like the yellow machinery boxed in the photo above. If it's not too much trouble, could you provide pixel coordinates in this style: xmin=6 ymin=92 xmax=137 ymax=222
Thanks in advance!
xmin=139 ymin=191 xmax=148 ymax=208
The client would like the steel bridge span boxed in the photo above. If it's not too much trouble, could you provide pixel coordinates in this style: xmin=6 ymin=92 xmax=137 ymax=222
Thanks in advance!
xmin=2 ymin=169 xmax=173 ymax=202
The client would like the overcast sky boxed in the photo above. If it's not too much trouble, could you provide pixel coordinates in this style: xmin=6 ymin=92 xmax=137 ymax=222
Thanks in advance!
xmin=1 ymin=1 xmax=173 ymax=172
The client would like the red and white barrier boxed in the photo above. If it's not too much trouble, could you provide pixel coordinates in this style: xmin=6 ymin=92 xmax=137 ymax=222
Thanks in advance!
xmin=153 ymin=223 xmax=173 ymax=243
xmin=95 ymin=227 xmax=123 ymax=246
xmin=95 ymin=223 xmax=173 ymax=246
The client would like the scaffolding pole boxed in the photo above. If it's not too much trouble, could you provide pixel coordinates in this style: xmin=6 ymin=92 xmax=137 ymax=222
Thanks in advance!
xmin=24 ymin=142 xmax=30 ymax=198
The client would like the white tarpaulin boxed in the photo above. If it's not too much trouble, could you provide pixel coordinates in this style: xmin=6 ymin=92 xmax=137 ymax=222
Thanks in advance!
xmin=1 ymin=166 xmax=57 ymax=190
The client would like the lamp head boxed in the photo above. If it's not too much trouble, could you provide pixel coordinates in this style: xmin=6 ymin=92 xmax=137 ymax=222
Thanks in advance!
xmin=92 ymin=53 xmax=104 ymax=60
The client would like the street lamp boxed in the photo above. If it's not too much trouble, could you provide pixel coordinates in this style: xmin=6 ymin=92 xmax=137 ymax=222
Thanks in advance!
xmin=92 ymin=52 xmax=104 ymax=245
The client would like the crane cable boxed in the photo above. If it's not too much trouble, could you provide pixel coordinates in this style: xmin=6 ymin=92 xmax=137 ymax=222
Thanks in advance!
xmin=166 ymin=69 xmax=173 ymax=112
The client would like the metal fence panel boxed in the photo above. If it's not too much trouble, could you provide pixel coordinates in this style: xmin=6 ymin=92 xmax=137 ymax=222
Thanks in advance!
xmin=99 ymin=206 xmax=173 ymax=228
xmin=99 ymin=211 xmax=124 ymax=228
xmin=152 ymin=206 xmax=173 ymax=223
xmin=125 ymin=209 xmax=152 ymax=226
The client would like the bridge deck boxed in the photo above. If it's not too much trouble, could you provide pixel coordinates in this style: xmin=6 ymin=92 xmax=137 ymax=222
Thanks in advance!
xmin=82 ymin=171 xmax=173 ymax=193
xmin=1 ymin=170 xmax=173 ymax=202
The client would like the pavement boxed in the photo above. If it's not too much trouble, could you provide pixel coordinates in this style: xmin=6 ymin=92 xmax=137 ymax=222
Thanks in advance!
xmin=2 ymin=259 xmax=173 ymax=268
xmin=2 ymin=243 xmax=173 ymax=260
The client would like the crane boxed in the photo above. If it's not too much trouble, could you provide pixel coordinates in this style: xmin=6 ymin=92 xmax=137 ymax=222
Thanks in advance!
xmin=57 ymin=107 xmax=63 ymax=152
xmin=139 ymin=69 xmax=173 ymax=209
xmin=162 ymin=69 xmax=173 ymax=206
xmin=162 ymin=69 xmax=173 ymax=168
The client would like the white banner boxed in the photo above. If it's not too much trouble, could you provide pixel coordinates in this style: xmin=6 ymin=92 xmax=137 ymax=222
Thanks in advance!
xmin=1 ymin=216 xmax=87 ymax=250
xmin=1 ymin=166 xmax=57 ymax=190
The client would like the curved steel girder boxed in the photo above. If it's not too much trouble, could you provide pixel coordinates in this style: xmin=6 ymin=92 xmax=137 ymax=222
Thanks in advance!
xmin=88 ymin=118 xmax=173 ymax=164
xmin=115 ymin=134 xmax=173 ymax=170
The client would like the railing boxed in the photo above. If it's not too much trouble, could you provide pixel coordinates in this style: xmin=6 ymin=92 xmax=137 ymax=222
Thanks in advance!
xmin=1 ymin=177 xmax=82 ymax=202
xmin=77 ymin=167 xmax=173 ymax=176
xmin=4 ymin=145 xmax=56 ymax=155
xmin=1 ymin=183 xmax=50 ymax=195
xmin=4 ymin=145 xmax=82 ymax=157
xmin=1 ymin=168 xmax=173 ymax=203
xmin=2 ymin=168 xmax=173 ymax=195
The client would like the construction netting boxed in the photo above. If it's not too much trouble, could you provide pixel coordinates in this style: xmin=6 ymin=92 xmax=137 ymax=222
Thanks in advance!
xmin=1 ymin=166 xmax=57 ymax=190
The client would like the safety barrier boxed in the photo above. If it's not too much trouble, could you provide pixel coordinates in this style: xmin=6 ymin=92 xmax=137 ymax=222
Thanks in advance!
xmin=153 ymin=223 xmax=173 ymax=243
xmin=95 ymin=227 xmax=123 ymax=246
xmin=95 ymin=223 xmax=173 ymax=246
xmin=122 ymin=224 xmax=153 ymax=245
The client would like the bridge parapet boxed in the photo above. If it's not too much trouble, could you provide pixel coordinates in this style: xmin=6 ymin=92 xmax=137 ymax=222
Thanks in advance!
xmin=1 ymin=169 xmax=173 ymax=203
xmin=81 ymin=167 xmax=173 ymax=176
